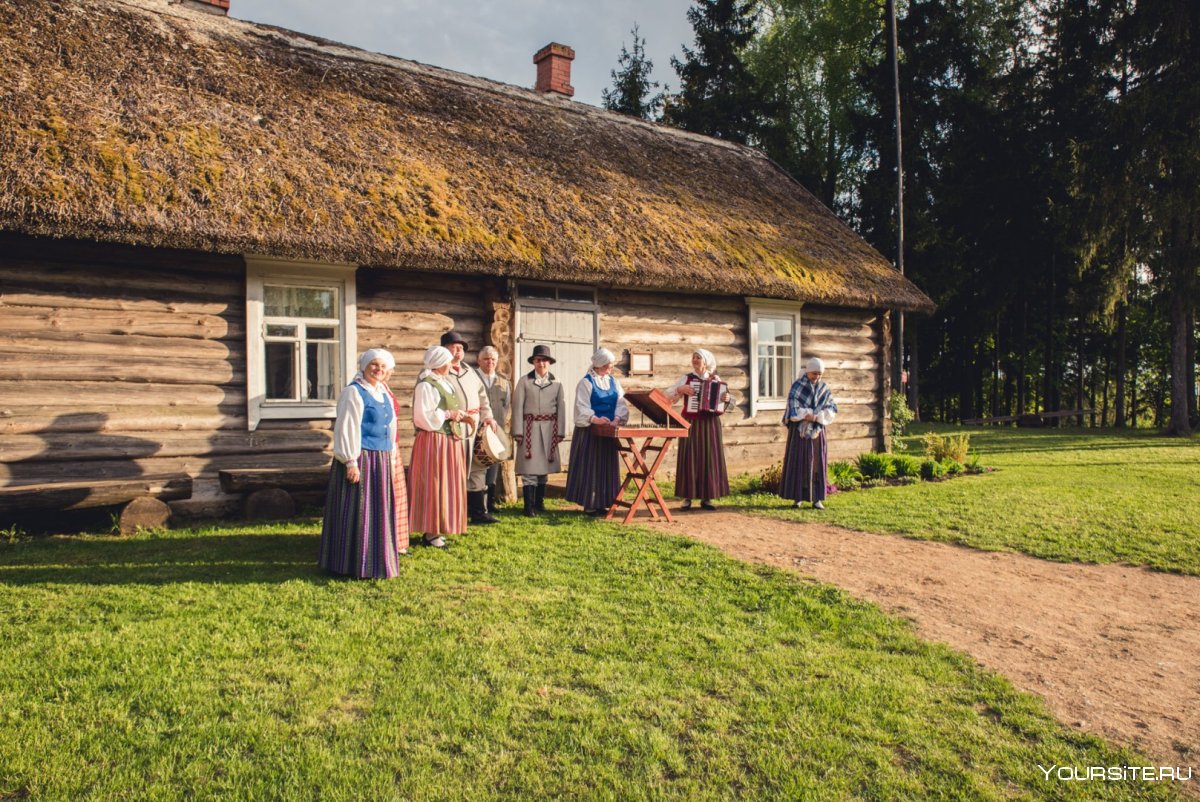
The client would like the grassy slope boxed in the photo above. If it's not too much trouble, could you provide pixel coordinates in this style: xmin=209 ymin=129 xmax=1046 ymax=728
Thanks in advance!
xmin=0 ymin=515 xmax=1185 ymax=801
xmin=731 ymin=426 xmax=1200 ymax=575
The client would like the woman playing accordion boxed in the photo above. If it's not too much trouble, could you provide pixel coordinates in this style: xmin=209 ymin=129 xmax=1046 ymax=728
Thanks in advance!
xmin=664 ymin=349 xmax=730 ymax=511
xmin=780 ymin=357 xmax=838 ymax=509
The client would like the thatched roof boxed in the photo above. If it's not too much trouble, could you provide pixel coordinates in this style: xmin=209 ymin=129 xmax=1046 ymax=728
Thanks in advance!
xmin=0 ymin=0 xmax=933 ymax=312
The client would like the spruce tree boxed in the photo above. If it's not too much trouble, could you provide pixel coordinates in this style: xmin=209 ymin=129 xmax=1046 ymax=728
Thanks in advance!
xmin=664 ymin=0 xmax=771 ymax=143
xmin=602 ymin=25 xmax=664 ymax=120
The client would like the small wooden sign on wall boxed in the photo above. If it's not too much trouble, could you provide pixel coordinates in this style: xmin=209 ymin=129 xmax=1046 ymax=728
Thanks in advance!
xmin=628 ymin=350 xmax=654 ymax=375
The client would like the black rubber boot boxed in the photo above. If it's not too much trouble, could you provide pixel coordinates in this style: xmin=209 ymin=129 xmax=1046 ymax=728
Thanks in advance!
xmin=535 ymin=483 xmax=547 ymax=513
xmin=523 ymin=485 xmax=537 ymax=517
xmin=469 ymin=490 xmax=498 ymax=524
xmin=486 ymin=484 xmax=499 ymax=515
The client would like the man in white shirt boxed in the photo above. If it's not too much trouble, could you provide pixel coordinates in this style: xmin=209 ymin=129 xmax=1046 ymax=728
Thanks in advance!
xmin=439 ymin=330 xmax=497 ymax=524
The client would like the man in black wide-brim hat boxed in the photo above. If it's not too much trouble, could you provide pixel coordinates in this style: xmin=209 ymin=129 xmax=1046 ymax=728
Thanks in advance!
xmin=436 ymin=329 xmax=497 ymax=524
xmin=511 ymin=344 xmax=566 ymax=516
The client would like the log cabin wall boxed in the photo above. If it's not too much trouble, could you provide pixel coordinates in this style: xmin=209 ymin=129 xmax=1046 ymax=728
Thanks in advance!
xmin=354 ymin=267 xmax=494 ymax=466
xmin=0 ymin=234 xmax=494 ymax=519
xmin=598 ymin=288 xmax=885 ymax=477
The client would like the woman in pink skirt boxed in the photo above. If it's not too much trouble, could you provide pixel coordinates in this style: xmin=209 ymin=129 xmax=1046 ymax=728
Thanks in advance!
xmin=408 ymin=345 xmax=470 ymax=548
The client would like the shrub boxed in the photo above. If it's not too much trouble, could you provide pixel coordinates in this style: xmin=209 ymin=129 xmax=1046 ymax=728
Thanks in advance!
xmin=754 ymin=461 xmax=783 ymax=495
xmin=891 ymin=454 xmax=922 ymax=478
xmin=920 ymin=459 xmax=946 ymax=481
xmin=942 ymin=458 xmax=965 ymax=476
xmin=856 ymin=452 xmax=895 ymax=481
xmin=964 ymin=454 xmax=989 ymax=475
xmin=921 ymin=431 xmax=971 ymax=463
xmin=828 ymin=460 xmax=863 ymax=491
xmin=888 ymin=391 xmax=915 ymax=452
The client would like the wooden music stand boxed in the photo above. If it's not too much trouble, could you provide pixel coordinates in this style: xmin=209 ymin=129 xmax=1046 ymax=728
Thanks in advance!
xmin=592 ymin=388 xmax=690 ymax=524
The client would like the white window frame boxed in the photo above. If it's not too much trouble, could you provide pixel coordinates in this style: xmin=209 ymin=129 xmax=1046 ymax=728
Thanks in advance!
xmin=245 ymin=256 xmax=357 ymax=432
xmin=748 ymin=299 xmax=803 ymax=417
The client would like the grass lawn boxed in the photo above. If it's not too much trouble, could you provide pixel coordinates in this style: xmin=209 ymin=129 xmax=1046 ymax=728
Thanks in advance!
xmin=0 ymin=512 xmax=1187 ymax=800
xmin=730 ymin=425 xmax=1200 ymax=575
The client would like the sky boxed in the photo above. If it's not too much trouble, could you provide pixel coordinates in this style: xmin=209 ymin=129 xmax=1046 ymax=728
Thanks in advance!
xmin=230 ymin=0 xmax=697 ymax=108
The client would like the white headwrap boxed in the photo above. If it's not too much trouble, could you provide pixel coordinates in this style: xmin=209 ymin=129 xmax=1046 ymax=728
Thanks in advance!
xmin=358 ymin=348 xmax=395 ymax=372
xmin=591 ymin=348 xmax=616 ymax=368
xmin=693 ymin=349 xmax=717 ymax=374
xmin=805 ymin=357 xmax=825 ymax=375
xmin=423 ymin=345 xmax=453 ymax=370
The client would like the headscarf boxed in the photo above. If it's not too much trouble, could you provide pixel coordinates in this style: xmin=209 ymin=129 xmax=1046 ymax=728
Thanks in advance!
xmin=423 ymin=345 xmax=453 ymax=370
xmin=591 ymin=347 xmax=616 ymax=368
xmin=804 ymin=356 xmax=825 ymax=376
xmin=693 ymin=349 xmax=717 ymax=375
xmin=358 ymin=348 xmax=395 ymax=372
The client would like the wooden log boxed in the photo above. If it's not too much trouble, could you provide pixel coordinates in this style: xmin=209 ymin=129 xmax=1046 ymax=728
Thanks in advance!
xmin=599 ymin=288 xmax=745 ymax=314
xmin=0 ymin=331 xmax=234 ymax=360
xmin=0 ymin=353 xmax=241 ymax=385
xmin=0 ymin=452 xmax=332 ymax=483
xmin=0 ymin=381 xmax=244 ymax=407
xmin=0 ymin=306 xmax=239 ymax=341
xmin=0 ymin=289 xmax=236 ymax=317
xmin=0 ymin=408 xmax=244 ymax=435
xmin=0 ymin=262 xmax=242 ymax=301
xmin=0 ymin=428 xmax=333 ymax=464
xmin=118 ymin=497 xmax=172 ymax=534
xmin=0 ymin=475 xmax=193 ymax=514
xmin=218 ymin=466 xmax=332 ymax=493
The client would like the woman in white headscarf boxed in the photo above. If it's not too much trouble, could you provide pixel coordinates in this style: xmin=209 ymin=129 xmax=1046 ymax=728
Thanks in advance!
xmin=664 ymin=348 xmax=731 ymax=510
xmin=408 ymin=345 xmax=471 ymax=548
xmin=564 ymin=347 xmax=629 ymax=515
xmin=780 ymin=357 xmax=838 ymax=509
xmin=319 ymin=348 xmax=401 ymax=578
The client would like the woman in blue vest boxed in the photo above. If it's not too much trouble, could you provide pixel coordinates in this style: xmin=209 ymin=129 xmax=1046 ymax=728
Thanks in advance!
xmin=319 ymin=348 xmax=401 ymax=579
xmin=565 ymin=348 xmax=629 ymax=515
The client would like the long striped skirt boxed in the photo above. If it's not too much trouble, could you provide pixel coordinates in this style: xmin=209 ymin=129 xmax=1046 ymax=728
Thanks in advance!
xmin=675 ymin=413 xmax=730 ymax=500
xmin=565 ymin=426 xmax=621 ymax=511
xmin=780 ymin=426 xmax=829 ymax=503
xmin=319 ymin=450 xmax=399 ymax=579
xmin=392 ymin=449 xmax=410 ymax=551
xmin=408 ymin=429 xmax=467 ymax=536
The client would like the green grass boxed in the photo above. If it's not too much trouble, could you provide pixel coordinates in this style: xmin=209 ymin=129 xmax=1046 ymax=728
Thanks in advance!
xmin=0 ymin=515 xmax=1187 ymax=800
xmin=732 ymin=425 xmax=1200 ymax=575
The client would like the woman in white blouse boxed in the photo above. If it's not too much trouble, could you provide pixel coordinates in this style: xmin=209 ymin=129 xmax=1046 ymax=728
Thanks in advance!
xmin=664 ymin=349 xmax=731 ymax=510
xmin=564 ymin=348 xmax=629 ymax=515
xmin=319 ymin=348 xmax=401 ymax=578
xmin=409 ymin=345 xmax=471 ymax=548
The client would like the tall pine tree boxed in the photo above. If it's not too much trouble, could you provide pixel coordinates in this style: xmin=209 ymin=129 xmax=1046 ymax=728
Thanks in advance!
xmin=664 ymin=0 xmax=772 ymax=143
xmin=602 ymin=25 xmax=665 ymax=120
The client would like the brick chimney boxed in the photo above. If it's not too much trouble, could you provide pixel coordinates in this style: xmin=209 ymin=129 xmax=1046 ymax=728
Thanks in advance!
xmin=182 ymin=0 xmax=229 ymax=15
xmin=533 ymin=43 xmax=575 ymax=97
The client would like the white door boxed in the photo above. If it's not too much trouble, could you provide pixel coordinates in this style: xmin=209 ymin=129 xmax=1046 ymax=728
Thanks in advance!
xmin=515 ymin=286 xmax=598 ymax=445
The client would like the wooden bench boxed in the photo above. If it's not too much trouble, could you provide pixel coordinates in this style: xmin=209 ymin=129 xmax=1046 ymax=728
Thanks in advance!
xmin=0 ymin=475 xmax=193 ymax=533
xmin=218 ymin=466 xmax=331 ymax=519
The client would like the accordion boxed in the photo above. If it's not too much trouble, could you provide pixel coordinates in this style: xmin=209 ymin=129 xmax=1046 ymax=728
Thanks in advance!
xmin=685 ymin=377 xmax=728 ymax=415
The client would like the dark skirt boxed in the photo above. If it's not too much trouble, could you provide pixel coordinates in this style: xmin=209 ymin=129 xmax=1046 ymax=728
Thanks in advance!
xmin=319 ymin=450 xmax=400 ymax=579
xmin=565 ymin=426 xmax=621 ymax=511
xmin=675 ymin=413 xmax=730 ymax=500
xmin=780 ymin=426 xmax=829 ymax=503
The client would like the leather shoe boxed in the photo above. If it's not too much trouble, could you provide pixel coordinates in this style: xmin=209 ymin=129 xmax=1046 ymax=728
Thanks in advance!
xmin=700 ymin=500 xmax=716 ymax=511
xmin=813 ymin=500 xmax=825 ymax=510
xmin=422 ymin=535 xmax=447 ymax=549
xmin=679 ymin=499 xmax=693 ymax=511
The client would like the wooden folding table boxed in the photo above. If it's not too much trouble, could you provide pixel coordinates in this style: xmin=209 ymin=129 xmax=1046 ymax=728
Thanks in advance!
xmin=592 ymin=388 xmax=690 ymax=524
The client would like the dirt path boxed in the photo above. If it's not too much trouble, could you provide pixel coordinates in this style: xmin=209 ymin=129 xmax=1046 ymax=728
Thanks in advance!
xmin=647 ymin=509 xmax=1200 ymax=781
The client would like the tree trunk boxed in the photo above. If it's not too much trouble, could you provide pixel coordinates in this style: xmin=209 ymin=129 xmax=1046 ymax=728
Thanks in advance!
xmin=1187 ymin=304 xmax=1197 ymax=423
xmin=1101 ymin=351 xmax=1110 ymax=427
xmin=1017 ymin=300 xmax=1028 ymax=413
xmin=1115 ymin=302 xmax=1127 ymax=427
xmin=1130 ymin=341 xmax=1139 ymax=428
xmin=908 ymin=320 xmax=921 ymax=422
xmin=1165 ymin=287 xmax=1193 ymax=435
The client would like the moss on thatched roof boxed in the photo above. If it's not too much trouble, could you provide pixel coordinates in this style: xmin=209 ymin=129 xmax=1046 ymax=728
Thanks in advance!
xmin=0 ymin=0 xmax=933 ymax=312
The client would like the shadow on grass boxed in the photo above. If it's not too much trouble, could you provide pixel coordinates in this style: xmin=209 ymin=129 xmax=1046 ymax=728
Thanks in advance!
xmin=0 ymin=533 xmax=330 ymax=586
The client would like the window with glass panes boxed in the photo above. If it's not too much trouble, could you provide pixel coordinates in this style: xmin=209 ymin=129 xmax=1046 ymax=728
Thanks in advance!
xmin=755 ymin=315 xmax=794 ymax=400
xmin=262 ymin=284 xmax=341 ymax=403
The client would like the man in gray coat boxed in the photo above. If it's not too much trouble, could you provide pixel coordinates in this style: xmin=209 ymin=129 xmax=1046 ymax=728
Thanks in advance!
xmin=511 ymin=344 xmax=566 ymax=516
xmin=474 ymin=345 xmax=511 ymax=516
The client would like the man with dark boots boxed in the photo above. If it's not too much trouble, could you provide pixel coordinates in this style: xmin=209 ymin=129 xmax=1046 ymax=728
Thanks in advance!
xmin=475 ymin=346 xmax=511 ymax=518
xmin=434 ymin=330 xmax=497 ymax=526
xmin=512 ymin=345 xmax=565 ymax=517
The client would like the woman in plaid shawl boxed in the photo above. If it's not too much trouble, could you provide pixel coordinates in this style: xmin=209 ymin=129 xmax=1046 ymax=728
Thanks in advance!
xmin=780 ymin=357 xmax=838 ymax=509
